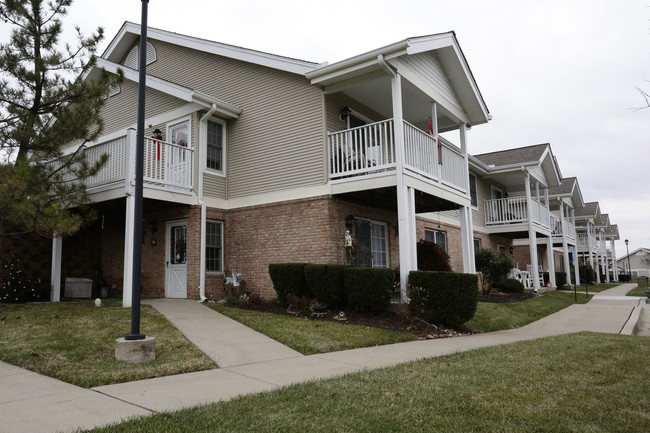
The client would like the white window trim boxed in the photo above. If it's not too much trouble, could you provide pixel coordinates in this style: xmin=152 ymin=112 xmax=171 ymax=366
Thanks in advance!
xmin=204 ymin=117 xmax=227 ymax=177
xmin=206 ymin=220 xmax=224 ymax=274
xmin=166 ymin=116 xmax=193 ymax=148
xmin=469 ymin=173 xmax=478 ymax=210
xmin=491 ymin=185 xmax=504 ymax=200
xmin=424 ymin=228 xmax=447 ymax=252
xmin=355 ymin=217 xmax=389 ymax=268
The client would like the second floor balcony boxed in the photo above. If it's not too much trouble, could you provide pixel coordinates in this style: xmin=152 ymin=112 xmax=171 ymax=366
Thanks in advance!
xmin=551 ymin=215 xmax=576 ymax=242
xmin=327 ymin=119 xmax=468 ymax=194
xmin=483 ymin=196 xmax=550 ymax=231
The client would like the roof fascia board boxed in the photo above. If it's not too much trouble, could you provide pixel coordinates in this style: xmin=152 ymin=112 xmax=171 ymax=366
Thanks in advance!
xmin=107 ymin=22 xmax=317 ymax=75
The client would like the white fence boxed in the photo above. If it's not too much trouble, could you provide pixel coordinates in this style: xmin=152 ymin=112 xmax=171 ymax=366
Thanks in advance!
xmin=484 ymin=196 xmax=550 ymax=229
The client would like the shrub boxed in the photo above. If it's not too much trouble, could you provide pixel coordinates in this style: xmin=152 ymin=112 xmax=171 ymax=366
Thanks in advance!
xmin=343 ymin=267 xmax=393 ymax=312
xmin=0 ymin=255 xmax=50 ymax=303
xmin=619 ymin=274 xmax=632 ymax=282
xmin=304 ymin=264 xmax=347 ymax=308
xmin=417 ymin=240 xmax=452 ymax=271
xmin=475 ymin=248 xmax=513 ymax=295
xmin=579 ymin=265 xmax=595 ymax=285
xmin=268 ymin=263 xmax=310 ymax=306
xmin=408 ymin=271 xmax=478 ymax=326
xmin=493 ymin=278 xmax=524 ymax=293
xmin=555 ymin=272 xmax=567 ymax=287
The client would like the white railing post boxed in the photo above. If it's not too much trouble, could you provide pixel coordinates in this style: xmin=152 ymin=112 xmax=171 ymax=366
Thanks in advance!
xmin=125 ymin=128 xmax=137 ymax=194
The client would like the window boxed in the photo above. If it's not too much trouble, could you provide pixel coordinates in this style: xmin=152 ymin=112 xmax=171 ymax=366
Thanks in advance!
xmin=206 ymin=120 xmax=224 ymax=172
xmin=469 ymin=173 xmax=477 ymax=207
xmin=473 ymin=237 xmax=481 ymax=253
xmin=425 ymin=229 xmax=447 ymax=252
xmin=206 ymin=221 xmax=223 ymax=272
xmin=497 ymin=244 xmax=507 ymax=255
xmin=168 ymin=119 xmax=190 ymax=147
xmin=354 ymin=219 xmax=388 ymax=268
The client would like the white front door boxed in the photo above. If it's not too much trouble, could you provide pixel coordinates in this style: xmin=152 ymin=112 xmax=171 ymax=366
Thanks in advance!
xmin=166 ymin=220 xmax=187 ymax=298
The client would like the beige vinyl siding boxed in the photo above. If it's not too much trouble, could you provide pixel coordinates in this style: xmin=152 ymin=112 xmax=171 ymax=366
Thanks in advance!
xmin=400 ymin=52 xmax=463 ymax=113
xmin=145 ymin=40 xmax=326 ymax=199
xmin=325 ymin=93 xmax=385 ymax=132
xmin=472 ymin=177 xmax=507 ymax=228
xmin=527 ymin=165 xmax=546 ymax=186
xmin=99 ymin=79 xmax=187 ymax=137
xmin=204 ymin=173 xmax=226 ymax=197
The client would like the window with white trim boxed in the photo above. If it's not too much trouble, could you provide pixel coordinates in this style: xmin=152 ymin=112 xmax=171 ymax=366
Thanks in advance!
xmin=206 ymin=119 xmax=224 ymax=172
xmin=473 ymin=237 xmax=481 ymax=253
xmin=206 ymin=221 xmax=223 ymax=272
xmin=469 ymin=173 xmax=478 ymax=207
xmin=425 ymin=229 xmax=447 ymax=252
xmin=354 ymin=219 xmax=389 ymax=268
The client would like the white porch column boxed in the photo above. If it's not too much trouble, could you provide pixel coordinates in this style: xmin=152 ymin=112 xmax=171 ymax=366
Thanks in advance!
xmin=525 ymin=172 xmax=541 ymax=292
xmin=560 ymin=202 xmax=571 ymax=285
xmin=50 ymin=236 xmax=62 ymax=302
xmin=573 ymin=245 xmax=581 ymax=286
xmin=546 ymin=236 xmax=556 ymax=288
xmin=610 ymin=239 xmax=618 ymax=281
xmin=458 ymin=124 xmax=475 ymax=273
xmin=122 ymin=128 xmax=137 ymax=308
xmin=587 ymin=222 xmax=597 ymax=283
xmin=408 ymin=186 xmax=418 ymax=271
xmin=390 ymin=72 xmax=411 ymax=302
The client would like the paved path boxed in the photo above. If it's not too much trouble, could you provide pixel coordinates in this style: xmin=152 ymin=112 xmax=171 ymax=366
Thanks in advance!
xmin=0 ymin=283 xmax=645 ymax=433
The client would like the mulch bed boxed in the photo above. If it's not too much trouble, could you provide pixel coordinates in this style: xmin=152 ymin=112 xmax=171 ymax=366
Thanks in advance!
xmin=218 ymin=300 xmax=477 ymax=340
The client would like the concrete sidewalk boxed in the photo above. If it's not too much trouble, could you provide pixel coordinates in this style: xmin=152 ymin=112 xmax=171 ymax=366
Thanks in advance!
xmin=1 ymin=283 xmax=645 ymax=433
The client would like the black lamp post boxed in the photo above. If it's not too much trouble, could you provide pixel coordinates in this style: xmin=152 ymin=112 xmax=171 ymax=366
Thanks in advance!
xmin=125 ymin=0 xmax=149 ymax=341
xmin=625 ymin=239 xmax=631 ymax=278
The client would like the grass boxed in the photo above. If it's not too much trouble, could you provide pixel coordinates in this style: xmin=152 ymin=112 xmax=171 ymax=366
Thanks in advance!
xmin=466 ymin=290 xmax=591 ymax=333
xmin=627 ymin=285 xmax=648 ymax=297
xmin=0 ymin=299 xmax=215 ymax=387
xmin=89 ymin=332 xmax=650 ymax=433
xmin=579 ymin=282 xmax=622 ymax=293
xmin=207 ymin=304 xmax=415 ymax=354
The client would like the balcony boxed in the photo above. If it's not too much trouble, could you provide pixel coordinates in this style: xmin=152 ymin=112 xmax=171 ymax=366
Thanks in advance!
xmin=327 ymin=119 xmax=467 ymax=194
xmin=551 ymin=215 xmax=576 ymax=242
xmin=577 ymin=232 xmax=597 ymax=250
xmin=483 ymin=196 xmax=550 ymax=230
xmin=55 ymin=133 xmax=194 ymax=196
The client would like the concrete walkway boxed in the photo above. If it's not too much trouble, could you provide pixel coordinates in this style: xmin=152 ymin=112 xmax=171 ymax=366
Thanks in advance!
xmin=1 ymin=284 xmax=645 ymax=433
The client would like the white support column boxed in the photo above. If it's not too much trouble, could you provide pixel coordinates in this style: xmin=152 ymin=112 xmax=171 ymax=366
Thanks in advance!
xmin=546 ymin=236 xmax=556 ymax=288
xmin=122 ymin=128 xmax=137 ymax=308
xmin=458 ymin=124 xmax=475 ymax=274
xmin=560 ymin=202 xmax=571 ymax=285
xmin=610 ymin=239 xmax=618 ymax=281
xmin=525 ymin=172 xmax=541 ymax=292
xmin=587 ymin=222 xmax=598 ymax=283
xmin=573 ymin=245 xmax=581 ymax=286
xmin=391 ymin=73 xmax=411 ymax=302
xmin=50 ymin=236 xmax=62 ymax=302
xmin=408 ymin=187 xmax=418 ymax=272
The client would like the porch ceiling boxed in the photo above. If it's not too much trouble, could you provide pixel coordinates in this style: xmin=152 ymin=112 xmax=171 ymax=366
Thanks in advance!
xmin=336 ymin=187 xmax=459 ymax=214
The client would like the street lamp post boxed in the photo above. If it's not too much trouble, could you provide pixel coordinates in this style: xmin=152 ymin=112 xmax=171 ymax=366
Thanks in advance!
xmin=625 ymin=239 xmax=631 ymax=278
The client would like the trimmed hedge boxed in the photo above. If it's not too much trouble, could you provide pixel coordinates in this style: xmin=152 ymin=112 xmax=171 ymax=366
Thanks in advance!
xmin=619 ymin=274 xmax=632 ymax=282
xmin=268 ymin=263 xmax=310 ymax=305
xmin=555 ymin=272 xmax=567 ymax=287
xmin=493 ymin=278 xmax=524 ymax=293
xmin=417 ymin=240 xmax=452 ymax=271
xmin=343 ymin=267 xmax=393 ymax=312
xmin=408 ymin=271 xmax=478 ymax=326
xmin=304 ymin=264 xmax=347 ymax=307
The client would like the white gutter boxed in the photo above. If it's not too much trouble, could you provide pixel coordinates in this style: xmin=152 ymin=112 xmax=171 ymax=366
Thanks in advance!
xmin=198 ymin=104 xmax=218 ymax=302
xmin=377 ymin=54 xmax=396 ymax=78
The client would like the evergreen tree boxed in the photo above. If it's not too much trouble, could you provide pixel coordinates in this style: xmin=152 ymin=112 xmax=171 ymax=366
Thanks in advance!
xmin=0 ymin=0 xmax=122 ymax=241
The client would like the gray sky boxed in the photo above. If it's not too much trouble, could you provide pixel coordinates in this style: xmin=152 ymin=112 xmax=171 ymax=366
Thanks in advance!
xmin=12 ymin=0 xmax=650 ymax=259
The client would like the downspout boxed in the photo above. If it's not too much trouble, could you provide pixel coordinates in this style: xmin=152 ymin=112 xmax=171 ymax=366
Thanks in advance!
xmin=198 ymin=104 xmax=218 ymax=302
xmin=377 ymin=54 xmax=396 ymax=78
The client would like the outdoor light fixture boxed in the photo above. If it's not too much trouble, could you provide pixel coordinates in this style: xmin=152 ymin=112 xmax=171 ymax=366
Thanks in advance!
xmin=339 ymin=106 xmax=351 ymax=121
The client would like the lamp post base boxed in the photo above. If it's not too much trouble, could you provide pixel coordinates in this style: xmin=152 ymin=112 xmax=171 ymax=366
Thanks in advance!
xmin=115 ymin=336 xmax=155 ymax=363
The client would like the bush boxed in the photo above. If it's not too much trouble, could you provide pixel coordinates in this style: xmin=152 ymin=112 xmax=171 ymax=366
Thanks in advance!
xmin=619 ymin=274 xmax=632 ymax=282
xmin=343 ymin=267 xmax=393 ymax=312
xmin=304 ymin=264 xmax=347 ymax=308
xmin=417 ymin=240 xmax=452 ymax=271
xmin=408 ymin=271 xmax=478 ymax=326
xmin=579 ymin=265 xmax=595 ymax=285
xmin=0 ymin=255 xmax=50 ymax=303
xmin=475 ymin=248 xmax=513 ymax=294
xmin=493 ymin=278 xmax=524 ymax=293
xmin=555 ymin=272 xmax=567 ymax=287
xmin=268 ymin=263 xmax=310 ymax=306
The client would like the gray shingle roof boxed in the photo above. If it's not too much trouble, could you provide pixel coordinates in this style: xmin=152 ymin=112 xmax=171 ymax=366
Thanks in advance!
xmin=575 ymin=201 xmax=599 ymax=217
xmin=548 ymin=177 xmax=576 ymax=196
xmin=473 ymin=143 xmax=548 ymax=167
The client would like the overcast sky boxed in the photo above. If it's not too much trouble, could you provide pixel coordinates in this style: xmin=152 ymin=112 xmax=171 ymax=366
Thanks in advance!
xmin=9 ymin=0 xmax=650 ymax=259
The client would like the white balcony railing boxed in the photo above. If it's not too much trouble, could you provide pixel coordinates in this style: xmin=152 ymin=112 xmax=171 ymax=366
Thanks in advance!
xmin=484 ymin=196 xmax=550 ymax=229
xmin=53 ymin=134 xmax=194 ymax=192
xmin=551 ymin=216 xmax=562 ymax=236
xmin=551 ymin=216 xmax=576 ymax=241
xmin=577 ymin=232 xmax=597 ymax=249
xmin=328 ymin=119 xmax=467 ymax=193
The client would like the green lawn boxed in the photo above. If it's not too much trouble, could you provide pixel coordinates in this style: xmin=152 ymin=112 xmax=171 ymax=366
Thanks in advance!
xmin=0 ymin=300 xmax=215 ymax=387
xmin=580 ymin=282 xmax=623 ymax=293
xmin=466 ymin=290 xmax=591 ymax=333
xmin=89 ymin=332 xmax=650 ymax=433
xmin=208 ymin=304 xmax=416 ymax=354
xmin=627 ymin=285 xmax=648 ymax=297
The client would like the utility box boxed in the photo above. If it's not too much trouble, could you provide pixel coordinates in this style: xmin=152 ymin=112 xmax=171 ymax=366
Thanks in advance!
xmin=64 ymin=278 xmax=93 ymax=298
